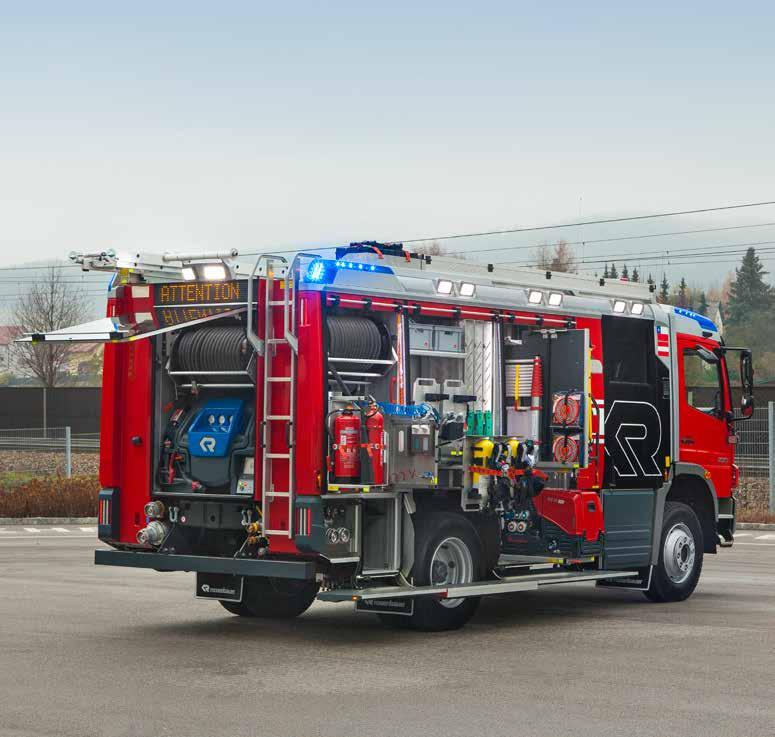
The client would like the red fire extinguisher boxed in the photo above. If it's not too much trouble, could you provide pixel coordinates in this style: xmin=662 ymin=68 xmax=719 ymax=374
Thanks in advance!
xmin=333 ymin=406 xmax=361 ymax=482
xmin=365 ymin=405 xmax=384 ymax=485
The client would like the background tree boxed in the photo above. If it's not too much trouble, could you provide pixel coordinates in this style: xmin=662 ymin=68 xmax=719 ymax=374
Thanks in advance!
xmin=677 ymin=277 xmax=689 ymax=308
xmin=621 ymin=264 xmax=629 ymax=280
xmin=412 ymin=240 xmax=466 ymax=260
xmin=609 ymin=263 xmax=618 ymax=279
xmin=631 ymin=267 xmax=640 ymax=283
xmin=658 ymin=274 xmax=670 ymax=303
xmin=697 ymin=291 xmax=709 ymax=315
xmin=534 ymin=240 xmax=577 ymax=273
xmin=725 ymin=247 xmax=772 ymax=325
xmin=12 ymin=267 xmax=91 ymax=387
xmin=603 ymin=263 xmax=610 ymax=278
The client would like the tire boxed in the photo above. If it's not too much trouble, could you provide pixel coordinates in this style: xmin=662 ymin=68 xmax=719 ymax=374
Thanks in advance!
xmin=219 ymin=600 xmax=256 ymax=617
xmin=378 ymin=511 xmax=484 ymax=632
xmin=472 ymin=512 xmax=502 ymax=576
xmin=644 ymin=501 xmax=704 ymax=603
xmin=220 ymin=577 xmax=319 ymax=619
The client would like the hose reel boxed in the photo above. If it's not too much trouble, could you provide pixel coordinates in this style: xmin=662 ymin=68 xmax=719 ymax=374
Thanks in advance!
xmin=172 ymin=325 xmax=252 ymax=374
xmin=325 ymin=315 xmax=390 ymax=375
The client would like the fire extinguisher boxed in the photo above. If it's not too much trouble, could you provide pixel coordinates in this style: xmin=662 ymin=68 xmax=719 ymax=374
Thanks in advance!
xmin=364 ymin=405 xmax=385 ymax=485
xmin=333 ymin=406 xmax=361 ymax=482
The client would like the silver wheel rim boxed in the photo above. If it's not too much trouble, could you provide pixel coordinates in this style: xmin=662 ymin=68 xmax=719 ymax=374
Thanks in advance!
xmin=663 ymin=522 xmax=696 ymax=584
xmin=430 ymin=536 xmax=474 ymax=609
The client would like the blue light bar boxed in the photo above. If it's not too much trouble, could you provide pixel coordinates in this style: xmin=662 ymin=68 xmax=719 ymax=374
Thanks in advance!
xmin=304 ymin=258 xmax=394 ymax=283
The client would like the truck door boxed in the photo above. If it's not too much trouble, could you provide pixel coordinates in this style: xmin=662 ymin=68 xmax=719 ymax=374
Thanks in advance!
xmin=600 ymin=314 xmax=671 ymax=568
xmin=676 ymin=335 xmax=733 ymax=495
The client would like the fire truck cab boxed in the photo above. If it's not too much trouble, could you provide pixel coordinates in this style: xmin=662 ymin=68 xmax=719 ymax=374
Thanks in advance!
xmin=29 ymin=243 xmax=754 ymax=630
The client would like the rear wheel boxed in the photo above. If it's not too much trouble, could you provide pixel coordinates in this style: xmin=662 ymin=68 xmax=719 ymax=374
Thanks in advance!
xmin=378 ymin=511 xmax=483 ymax=631
xmin=220 ymin=577 xmax=319 ymax=618
xmin=644 ymin=501 xmax=703 ymax=603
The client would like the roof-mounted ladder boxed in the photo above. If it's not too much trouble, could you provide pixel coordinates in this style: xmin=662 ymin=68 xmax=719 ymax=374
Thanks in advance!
xmin=247 ymin=255 xmax=298 ymax=538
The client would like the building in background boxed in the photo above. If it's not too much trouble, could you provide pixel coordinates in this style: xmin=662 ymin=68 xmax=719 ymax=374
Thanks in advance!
xmin=0 ymin=326 xmax=20 ymax=377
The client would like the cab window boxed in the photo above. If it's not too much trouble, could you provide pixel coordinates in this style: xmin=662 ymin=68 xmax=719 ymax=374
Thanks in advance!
xmin=683 ymin=347 xmax=724 ymax=417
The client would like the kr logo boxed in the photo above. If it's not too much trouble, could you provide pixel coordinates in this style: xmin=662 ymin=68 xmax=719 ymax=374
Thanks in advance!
xmin=201 ymin=584 xmax=210 ymax=593
xmin=199 ymin=436 xmax=216 ymax=453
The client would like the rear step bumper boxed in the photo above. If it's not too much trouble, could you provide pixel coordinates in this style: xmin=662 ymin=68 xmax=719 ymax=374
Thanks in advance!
xmin=95 ymin=549 xmax=315 ymax=580
xmin=318 ymin=569 xmax=637 ymax=603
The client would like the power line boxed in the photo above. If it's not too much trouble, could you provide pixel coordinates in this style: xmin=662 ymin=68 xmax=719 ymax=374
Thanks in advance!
xmin=578 ymin=255 xmax=775 ymax=273
xmin=2 ymin=199 xmax=775 ymax=273
xmin=397 ymin=199 xmax=775 ymax=244
xmin=2 ymin=198 xmax=775 ymax=286
xmin=500 ymin=239 xmax=775 ymax=268
xmin=0 ymin=263 xmax=82 ymax=272
xmin=485 ymin=221 xmax=775 ymax=261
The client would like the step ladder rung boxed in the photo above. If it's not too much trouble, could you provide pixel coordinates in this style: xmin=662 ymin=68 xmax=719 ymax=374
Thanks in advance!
xmin=258 ymin=263 xmax=297 ymax=540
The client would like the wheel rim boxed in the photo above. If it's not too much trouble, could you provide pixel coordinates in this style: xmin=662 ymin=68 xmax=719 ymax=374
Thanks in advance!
xmin=663 ymin=522 xmax=696 ymax=584
xmin=430 ymin=536 xmax=474 ymax=609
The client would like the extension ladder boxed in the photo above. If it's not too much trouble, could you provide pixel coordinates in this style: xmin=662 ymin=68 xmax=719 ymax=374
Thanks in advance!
xmin=247 ymin=255 xmax=298 ymax=538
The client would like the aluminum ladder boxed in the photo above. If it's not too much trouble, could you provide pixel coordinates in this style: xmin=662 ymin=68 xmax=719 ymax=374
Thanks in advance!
xmin=247 ymin=254 xmax=298 ymax=538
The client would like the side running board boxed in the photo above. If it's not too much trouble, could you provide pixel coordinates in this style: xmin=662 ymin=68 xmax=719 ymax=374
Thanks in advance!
xmin=317 ymin=569 xmax=638 ymax=603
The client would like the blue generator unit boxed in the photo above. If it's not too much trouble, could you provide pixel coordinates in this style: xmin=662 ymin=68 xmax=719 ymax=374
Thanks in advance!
xmin=188 ymin=398 xmax=246 ymax=458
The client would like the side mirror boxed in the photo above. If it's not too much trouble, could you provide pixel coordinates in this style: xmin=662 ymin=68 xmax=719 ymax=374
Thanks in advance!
xmin=696 ymin=345 xmax=719 ymax=364
xmin=740 ymin=350 xmax=754 ymax=418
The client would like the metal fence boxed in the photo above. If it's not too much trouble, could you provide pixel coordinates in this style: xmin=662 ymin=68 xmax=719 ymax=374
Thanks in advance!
xmin=0 ymin=427 xmax=100 ymax=479
xmin=1 ymin=411 xmax=772 ymax=508
xmin=736 ymin=407 xmax=769 ymax=479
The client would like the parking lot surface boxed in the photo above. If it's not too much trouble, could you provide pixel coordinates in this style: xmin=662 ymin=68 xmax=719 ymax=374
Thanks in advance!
xmin=0 ymin=530 xmax=773 ymax=737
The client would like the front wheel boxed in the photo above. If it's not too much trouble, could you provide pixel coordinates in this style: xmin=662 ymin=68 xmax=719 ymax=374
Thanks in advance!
xmin=220 ymin=577 xmax=319 ymax=618
xmin=378 ymin=511 xmax=484 ymax=631
xmin=644 ymin=501 xmax=704 ymax=603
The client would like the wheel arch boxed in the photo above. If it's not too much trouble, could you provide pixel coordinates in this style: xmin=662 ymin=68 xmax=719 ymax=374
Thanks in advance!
xmin=664 ymin=464 xmax=718 ymax=555
xmin=410 ymin=491 xmax=500 ymax=574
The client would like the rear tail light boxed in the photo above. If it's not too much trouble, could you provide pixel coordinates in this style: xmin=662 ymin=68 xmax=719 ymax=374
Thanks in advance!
xmin=731 ymin=464 xmax=740 ymax=489
xmin=97 ymin=488 xmax=120 ymax=541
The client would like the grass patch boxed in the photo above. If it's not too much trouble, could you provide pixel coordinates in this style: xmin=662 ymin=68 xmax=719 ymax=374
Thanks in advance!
xmin=0 ymin=475 xmax=100 ymax=517
xmin=0 ymin=471 xmax=37 ymax=488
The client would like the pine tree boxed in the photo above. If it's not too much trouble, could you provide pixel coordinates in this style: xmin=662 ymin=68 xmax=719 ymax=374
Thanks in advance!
xmin=698 ymin=291 xmax=709 ymax=315
xmin=609 ymin=263 xmax=619 ymax=279
xmin=603 ymin=263 xmax=610 ymax=279
xmin=647 ymin=273 xmax=655 ymax=289
xmin=631 ymin=267 xmax=640 ymax=283
xmin=678 ymin=277 xmax=689 ymax=308
xmin=659 ymin=274 xmax=669 ymax=303
xmin=621 ymin=264 xmax=629 ymax=280
xmin=726 ymin=247 xmax=773 ymax=324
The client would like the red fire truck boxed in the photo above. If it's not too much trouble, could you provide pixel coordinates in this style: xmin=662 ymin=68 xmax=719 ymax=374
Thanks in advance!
xmin=29 ymin=242 xmax=754 ymax=630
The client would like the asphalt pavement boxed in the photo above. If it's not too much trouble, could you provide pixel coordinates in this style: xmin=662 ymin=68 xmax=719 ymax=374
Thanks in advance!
xmin=0 ymin=528 xmax=773 ymax=737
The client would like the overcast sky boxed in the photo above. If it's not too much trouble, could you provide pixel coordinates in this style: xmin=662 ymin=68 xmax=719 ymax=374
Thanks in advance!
xmin=1 ymin=1 xmax=774 ymax=288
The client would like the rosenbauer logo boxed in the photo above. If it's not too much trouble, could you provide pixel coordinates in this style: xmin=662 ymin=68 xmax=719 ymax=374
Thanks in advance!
xmin=201 ymin=584 xmax=238 ymax=596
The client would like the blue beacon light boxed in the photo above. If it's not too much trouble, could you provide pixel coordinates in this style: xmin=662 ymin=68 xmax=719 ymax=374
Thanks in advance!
xmin=305 ymin=258 xmax=392 ymax=282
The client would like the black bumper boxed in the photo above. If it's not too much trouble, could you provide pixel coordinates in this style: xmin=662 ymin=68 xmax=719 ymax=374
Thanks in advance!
xmin=95 ymin=549 xmax=315 ymax=580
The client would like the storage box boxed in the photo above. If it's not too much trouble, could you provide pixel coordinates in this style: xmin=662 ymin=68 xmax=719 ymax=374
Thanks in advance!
xmin=409 ymin=322 xmax=433 ymax=351
xmin=433 ymin=325 xmax=463 ymax=352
